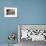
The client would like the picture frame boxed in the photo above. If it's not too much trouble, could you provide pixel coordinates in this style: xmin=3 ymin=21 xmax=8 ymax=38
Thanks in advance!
xmin=4 ymin=7 xmax=17 ymax=17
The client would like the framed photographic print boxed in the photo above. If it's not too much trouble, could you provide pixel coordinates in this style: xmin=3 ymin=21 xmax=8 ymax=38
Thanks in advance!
xmin=4 ymin=7 xmax=17 ymax=17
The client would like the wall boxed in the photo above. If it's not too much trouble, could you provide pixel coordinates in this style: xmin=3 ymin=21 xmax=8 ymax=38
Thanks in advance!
xmin=0 ymin=0 xmax=46 ymax=44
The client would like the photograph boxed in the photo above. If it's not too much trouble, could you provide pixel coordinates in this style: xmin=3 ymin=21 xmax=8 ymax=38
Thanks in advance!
xmin=4 ymin=7 xmax=17 ymax=17
xmin=6 ymin=9 xmax=15 ymax=15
